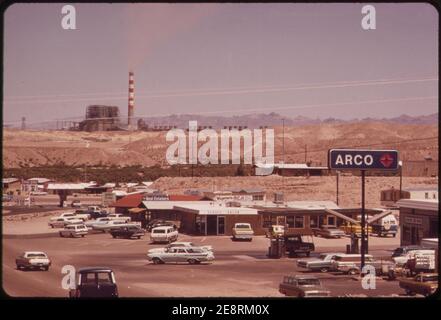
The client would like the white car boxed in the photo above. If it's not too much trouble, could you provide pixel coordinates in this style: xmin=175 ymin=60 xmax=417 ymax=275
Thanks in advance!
xmin=49 ymin=217 xmax=84 ymax=228
xmin=393 ymin=250 xmax=435 ymax=267
xmin=16 ymin=251 xmax=51 ymax=271
xmin=59 ymin=224 xmax=88 ymax=238
xmin=147 ymin=247 xmax=215 ymax=264
xmin=107 ymin=213 xmax=131 ymax=223
xmin=50 ymin=211 xmax=90 ymax=222
xmin=148 ymin=242 xmax=213 ymax=254
xmin=150 ymin=226 xmax=178 ymax=244
xmin=85 ymin=217 xmax=112 ymax=229
xmin=92 ymin=220 xmax=135 ymax=232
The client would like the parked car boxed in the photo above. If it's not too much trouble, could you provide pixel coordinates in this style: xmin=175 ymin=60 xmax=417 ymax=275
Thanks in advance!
xmin=16 ymin=251 xmax=51 ymax=271
xmin=399 ymin=273 xmax=438 ymax=297
xmin=279 ymin=275 xmax=331 ymax=297
xmin=266 ymin=225 xmax=285 ymax=238
xmin=297 ymin=253 xmax=341 ymax=273
xmin=284 ymin=234 xmax=315 ymax=257
xmin=339 ymin=222 xmax=372 ymax=236
xmin=150 ymin=226 xmax=178 ymax=243
xmin=92 ymin=220 xmax=135 ymax=232
xmin=147 ymin=247 xmax=215 ymax=264
xmin=371 ymin=215 xmax=398 ymax=237
xmin=85 ymin=217 xmax=112 ymax=229
xmin=59 ymin=224 xmax=88 ymax=238
xmin=50 ymin=211 xmax=90 ymax=222
xmin=49 ymin=216 xmax=84 ymax=228
xmin=232 ymin=223 xmax=254 ymax=241
xmin=71 ymin=199 xmax=82 ymax=208
xmin=329 ymin=254 xmax=393 ymax=275
xmin=313 ymin=225 xmax=346 ymax=238
xmin=146 ymin=219 xmax=178 ymax=232
xmin=393 ymin=249 xmax=435 ymax=268
xmin=69 ymin=267 xmax=118 ymax=298
xmin=148 ymin=242 xmax=213 ymax=254
xmin=109 ymin=226 xmax=145 ymax=239
xmin=391 ymin=245 xmax=426 ymax=258
xmin=107 ymin=213 xmax=131 ymax=223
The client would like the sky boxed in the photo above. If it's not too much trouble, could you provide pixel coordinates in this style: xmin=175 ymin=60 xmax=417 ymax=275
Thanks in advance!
xmin=3 ymin=3 xmax=438 ymax=126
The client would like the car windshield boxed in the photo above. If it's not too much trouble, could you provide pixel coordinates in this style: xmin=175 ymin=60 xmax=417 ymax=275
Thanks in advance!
xmin=153 ymin=229 xmax=166 ymax=233
xmin=298 ymin=278 xmax=321 ymax=286
xmin=318 ymin=254 xmax=327 ymax=260
xmin=27 ymin=253 xmax=46 ymax=258
xmin=422 ymin=275 xmax=438 ymax=282
xmin=236 ymin=224 xmax=251 ymax=229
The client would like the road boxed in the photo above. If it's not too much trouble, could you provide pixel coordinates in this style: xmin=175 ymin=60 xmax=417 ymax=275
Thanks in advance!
xmin=2 ymin=232 xmax=409 ymax=298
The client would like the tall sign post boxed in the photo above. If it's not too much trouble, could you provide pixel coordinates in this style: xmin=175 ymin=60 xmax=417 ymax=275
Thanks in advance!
xmin=328 ymin=149 xmax=399 ymax=269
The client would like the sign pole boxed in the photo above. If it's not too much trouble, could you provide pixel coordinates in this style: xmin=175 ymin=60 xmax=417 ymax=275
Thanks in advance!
xmin=361 ymin=170 xmax=366 ymax=269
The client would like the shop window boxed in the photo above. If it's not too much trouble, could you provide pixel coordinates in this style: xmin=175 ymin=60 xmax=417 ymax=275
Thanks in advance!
xmin=287 ymin=216 xmax=304 ymax=228
xmin=253 ymin=195 xmax=264 ymax=201
xmin=425 ymin=192 xmax=429 ymax=199
xmin=429 ymin=220 xmax=438 ymax=238
xmin=262 ymin=214 xmax=276 ymax=228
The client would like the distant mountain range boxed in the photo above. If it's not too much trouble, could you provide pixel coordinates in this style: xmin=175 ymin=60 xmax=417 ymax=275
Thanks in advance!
xmin=18 ymin=112 xmax=438 ymax=130
xmin=138 ymin=112 xmax=438 ymax=129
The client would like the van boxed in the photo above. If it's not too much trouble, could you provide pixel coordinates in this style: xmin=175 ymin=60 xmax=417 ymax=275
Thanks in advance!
xmin=59 ymin=224 xmax=88 ymax=238
xmin=150 ymin=226 xmax=178 ymax=244
xmin=371 ymin=215 xmax=398 ymax=237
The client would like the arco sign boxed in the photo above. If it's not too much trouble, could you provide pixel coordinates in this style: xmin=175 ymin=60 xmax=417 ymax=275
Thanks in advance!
xmin=328 ymin=149 xmax=399 ymax=170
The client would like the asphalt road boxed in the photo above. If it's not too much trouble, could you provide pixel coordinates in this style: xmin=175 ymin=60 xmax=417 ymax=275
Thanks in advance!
xmin=2 ymin=232 xmax=411 ymax=298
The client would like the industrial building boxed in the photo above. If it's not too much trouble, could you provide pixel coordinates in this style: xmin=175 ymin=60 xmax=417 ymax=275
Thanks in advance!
xmin=78 ymin=105 xmax=121 ymax=131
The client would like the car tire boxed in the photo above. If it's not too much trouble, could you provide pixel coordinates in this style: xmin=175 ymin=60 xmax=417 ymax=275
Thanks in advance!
xmin=406 ymin=289 xmax=415 ymax=296
xmin=188 ymin=259 xmax=197 ymax=265
xmin=348 ymin=269 xmax=358 ymax=275
xmin=81 ymin=235 xmax=85 ymax=238
xmin=44 ymin=266 xmax=49 ymax=271
xmin=320 ymin=267 xmax=329 ymax=273
xmin=59 ymin=232 xmax=63 ymax=237
xmin=112 ymin=235 xmax=116 ymax=238
xmin=152 ymin=258 xmax=162 ymax=265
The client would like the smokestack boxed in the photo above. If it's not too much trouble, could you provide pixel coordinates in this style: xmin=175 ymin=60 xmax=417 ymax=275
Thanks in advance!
xmin=128 ymin=71 xmax=135 ymax=127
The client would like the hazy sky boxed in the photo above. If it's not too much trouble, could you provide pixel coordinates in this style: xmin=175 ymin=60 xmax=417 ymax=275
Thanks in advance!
xmin=3 ymin=3 xmax=438 ymax=125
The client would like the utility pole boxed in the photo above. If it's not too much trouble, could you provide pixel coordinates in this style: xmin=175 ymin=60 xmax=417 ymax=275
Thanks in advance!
xmin=399 ymin=160 xmax=403 ymax=199
xmin=336 ymin=171 xmax=340 ymax=206
xmin=304 ymin=144 xmax=307 ymax=163
xmin=21 ymin=117 xmax=26 ymax=130
xmin=361 ymin=170 xmax=366 ymax=269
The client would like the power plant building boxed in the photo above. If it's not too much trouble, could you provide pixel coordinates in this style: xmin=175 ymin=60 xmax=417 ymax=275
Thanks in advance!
xmin=79 ymin=105 xmax=121 ymax=131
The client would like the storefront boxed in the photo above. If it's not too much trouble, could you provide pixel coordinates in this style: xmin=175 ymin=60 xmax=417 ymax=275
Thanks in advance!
xmin=396 ymin=199 xmax=438 ymax=246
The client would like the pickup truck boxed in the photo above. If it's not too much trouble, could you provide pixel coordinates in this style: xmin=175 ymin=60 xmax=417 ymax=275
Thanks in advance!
xmin=232 ymin=223 xmax=254 ymax=241
xmin=284 ymin=234 xmax=315 ymax=257
xmin=399 ymin=273 xmax=438 ymax=297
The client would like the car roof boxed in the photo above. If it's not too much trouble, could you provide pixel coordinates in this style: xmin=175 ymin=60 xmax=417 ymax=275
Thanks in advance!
xmin=78 ymin=267 xmax=113 ymax=273
xmin=293 ymin=275 xmax=319 ymax=280
xmin=152 ymin=226 xmax=173 ymax=230
xmin=24 ymin=251 xmax=47 ymax=255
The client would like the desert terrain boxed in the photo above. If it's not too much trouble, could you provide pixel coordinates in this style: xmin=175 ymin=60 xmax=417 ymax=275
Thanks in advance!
xmin=2 ymin=122 xmax=438 ymax=168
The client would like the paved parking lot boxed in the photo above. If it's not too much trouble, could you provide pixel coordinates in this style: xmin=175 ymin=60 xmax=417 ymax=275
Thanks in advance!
xmin=2 ymin=231 xmax=410 ymax=298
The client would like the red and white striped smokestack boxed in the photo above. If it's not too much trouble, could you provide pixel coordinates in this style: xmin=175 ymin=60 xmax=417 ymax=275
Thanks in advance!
xmin=128 ymin=71 xmax=135 ymax=126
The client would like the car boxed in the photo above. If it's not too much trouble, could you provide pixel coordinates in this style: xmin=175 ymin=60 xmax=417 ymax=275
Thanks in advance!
xmin=393 ymin=249 xmax=435 ymax=268
xmin=107 ymin=213 xmax=131 ymax=223
xmin=85 ymin=217 xmax=112 ymax=229
xmin=399 ymin=273 xmax=438 ymax=297
xmin=50 ymin=211 xmax=90 ymax=222
xmin=59 ymin=224 xmax=88 ymax=238
xmin=69 ymin=267 xmax=118 ymax=298
xmin=391 ymin=245 xmax=426 ymax=258
xmin=330 ymin=254 xmax=382 ymax=275
xmin=109 ymin=226 xmax=145 ymax=239
xmin=232 ymin=223 xmax=254 ymax=241
xmin=284 ymin=234 xmax=315 ymax=257
xmin=147 ymin=247 xmax=215 ymax=265
xmin=313 ymin=225 xmax=346 ymax=238
xmin=148 ymin=242 xmax=213 ymax=254
xmin=71 ymin=199 xmax=82 ymax=208
xmin=150 ymin=226 xmax=179 ymax=243
xmin=49 ymin=216 xmax=84 ymax=228
xmin=92 ymin=220 xmax=136 ymax=232
xmin=297 ymin=253 xmax=341 ymax=273
xmin=279 ymin=275 xmax=331 ymax=297
xmin=339 ymin=222 xmax=372 ymax=236
xmin=16 ymin=251 xmax=51 ymax=271
xmin=146 ymin=219 xmax=178 ymax=232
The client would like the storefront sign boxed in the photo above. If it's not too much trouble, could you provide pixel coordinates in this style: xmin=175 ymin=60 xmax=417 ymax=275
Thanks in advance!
xmin=404 ymin=216 xmax=423 ymax=225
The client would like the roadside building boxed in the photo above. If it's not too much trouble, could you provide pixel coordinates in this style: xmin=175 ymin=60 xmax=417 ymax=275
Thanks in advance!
xmin=22 ymin=178 xmax=53 ymax=193
xmin=396 ymin=199 xmax=438 ymax=246
xmin=203 ymin=188 xmax=266 ymax=201
xmin=2 ymin=178 xmax=22 ymax=195
xmin=381 ymin=186 xmax=438 ymax=207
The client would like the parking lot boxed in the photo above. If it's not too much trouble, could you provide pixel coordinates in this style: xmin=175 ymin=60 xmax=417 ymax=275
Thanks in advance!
xmin=2 ymin=231 xmax=407 ymax=297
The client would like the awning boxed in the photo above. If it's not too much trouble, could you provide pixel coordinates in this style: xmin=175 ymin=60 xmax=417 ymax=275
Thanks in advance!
xmin=128 ymin=208 xmax=146 ymax=214
xmin=325 ymin=209 xmax=359 ymax=224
